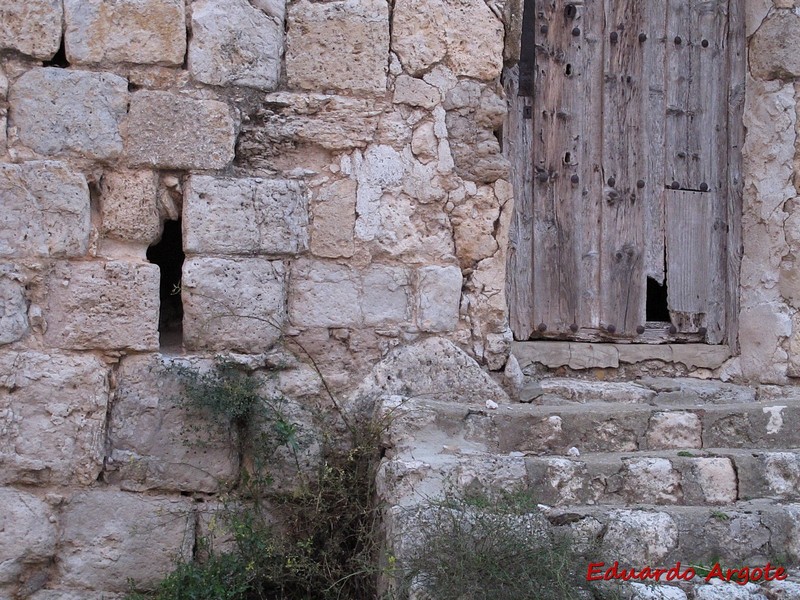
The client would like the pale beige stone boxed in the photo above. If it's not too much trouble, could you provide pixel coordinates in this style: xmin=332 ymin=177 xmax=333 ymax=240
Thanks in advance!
xmin=392 ymin=0 xmax=503 ymax=80
xmin=451 ymin=186 xmax=500 ymax=267
xmin=762 ymin=452 xmax=800 ymax=497
xmin=190 ymin=0 xmax=282 ymax=90
xmin=416 ymin=265 xmax=462 ymax=332
xmin=182 ymin=257 xmax=286 ymax=352
xmin=10 ymin=69 xmax=128 ymax=160
xmin=64 ymin=0 xmax=186 ymax=65
xmin=58 ymin=490 xmax=194 ymax=591
xmin=622 ymin=458 xmax=683 ymax=504
xmin=310 ymin=179 xmax=356 ymax=258
xmin=393 ymin=75 xmax=440 ymax=109
xmin=692 ymin=458 xmax=737 ymax=504
xmin=124 ymin=91 xmax=236 ymax=170
xmin=43 ymin=261 xmax=159 ymax=351
xmin=101 ymin=170 xmax=160 ymax=244
xmin=0 ymin=0 xmax=62 ymax=60
xmin=750 ymin=11 xmax=800 ymax=80
xmin=646 ymin=411 xmax=702 ymax=450
xmin=363 ymin=266 xmax=411 ymax=326
xmin=286 ymin=0 xmax=388 ymax=94
xmin=602 ymin=510 xmax=678 ymax=564
xmin=184 ymin=175 xmax=308 ymax=255
xmin=0 ymin=161 xmax=90 ymax=258
xmin=0 ymin=488 xmax=56 ymax=589
xmin=411 ymin=121 xmax=438 ymax=164
xmin=0 ymin=351 xmax=109 ymax=485
xmin=107 ymin=354 xmax=239 ymax=493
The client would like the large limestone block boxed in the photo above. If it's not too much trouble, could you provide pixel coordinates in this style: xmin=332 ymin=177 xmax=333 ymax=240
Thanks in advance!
xmin=10 ymin=69 xmax=128 ymax=160
xmin=0 ymin=488 xmax=56 ymax=590
xmin=107 ymin=354 xmax=239 ymax=493
xmin=43 ymin=261 xmax=160 ymax=351
xmin=0 ymin=162 xmax=90 ymax=258
xmin=58 ymin=490 xmax=194 ymax=591
xmin=182 ymin=257 xmax=286 ymax=353
xmin=64 ymin=0 xmax=186 ymax=65
xmin=0 ymin=351 xmax=109 ymax=485
xmin=601 ymin=510 xmax=678 ymax=564
xmin=184 ymin=176 xmax=308 ymax=255
xmin=0 ymin=271 xmax=27 ymax=345
xmin=100 ymin=170 xmax=161 ymax=244
xmin=451 ymin=186 xmax=500 ymax=267
xmin=286 ymin=0 xmax=388 ymax=94
xmin=353 ymin=337 xmax=509 ymax=407
xmin=416 ymin=265 xmax=462 ymax=332
xmin=124 ymin=91 xmax=236 ymax=170
xmin=392 ymin=0 xmax=503 ymax=80
xmin=190 ymin=0 xmax=282 ymax=90
xmin=289 ymin=259 xmax=411 ymax=328
xmin=0 ymin=0 xmax=62 ymax=60
xmin=750 ymin=10 xmax=800 ymax=80
xmin=310 ymin=179 xmax=356 ymax=258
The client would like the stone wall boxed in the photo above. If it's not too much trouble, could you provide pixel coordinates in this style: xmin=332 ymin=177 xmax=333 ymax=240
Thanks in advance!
xmin=0 ymin=0 xmax=799 ymax=595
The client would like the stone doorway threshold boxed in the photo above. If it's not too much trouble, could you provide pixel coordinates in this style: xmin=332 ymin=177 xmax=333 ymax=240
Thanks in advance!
xmin=512 ymin=341 xmax=731 ymax=371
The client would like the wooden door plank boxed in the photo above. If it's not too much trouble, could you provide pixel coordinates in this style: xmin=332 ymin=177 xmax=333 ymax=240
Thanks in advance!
xmin=600 ymin=0 xmax=647 ymax=336
xmin=531 ymin=0 xmax=602 ymax=334
xmin=665 ymin=189 xmax=724 ymax=335
xmin=505 ymin=65 xmax=536 ymax=340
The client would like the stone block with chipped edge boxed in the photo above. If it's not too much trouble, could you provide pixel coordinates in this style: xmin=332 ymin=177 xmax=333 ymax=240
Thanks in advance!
xmin=100 ymin=169 xmax=160 ymax=244
xmin=0 ymin=0 xmax=62 ymax=60
xmin=43 ymin=261 xmax=159 ymax=351
xmin=0 ymin=351 xmax=109 ymax=486
xmin=416 ymin=265 xmax=462 ymax=333
xmin=123 ymin=91 xmax=236 ymax=170
xmin=0 ymin=487 xmax=56 ymax=590
xmin=10 ymin=69 xmax=128 ymax=160
xmin=182 ymin=257 xmax=286 ymax=353
xmin=184 ymin=175 xmax=308 ymax=255
xmin=310 ymin=179 xmax=356 ymax=258
xmin=190 ymin=0 xmax=282 ymax=90
xmin=64 ymin=0 xmax=186 ymax=66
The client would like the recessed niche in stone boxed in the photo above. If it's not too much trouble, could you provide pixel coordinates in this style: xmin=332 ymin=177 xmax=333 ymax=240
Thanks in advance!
xmin=147 ymin=219 xmax=185 ymax=347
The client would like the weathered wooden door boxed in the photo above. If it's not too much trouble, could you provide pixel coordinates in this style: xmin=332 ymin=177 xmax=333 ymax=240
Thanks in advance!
xmin=507 ymin=0 xmax=743 ymax=345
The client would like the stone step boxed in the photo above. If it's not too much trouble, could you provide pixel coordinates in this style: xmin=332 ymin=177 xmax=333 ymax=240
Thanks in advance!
xmin=543 ymin=500 xmax=800 ymax=567
xmin=379 ymin=448 xmax=800 ymax=510
xmin=381 ymin=396 xmax=800 ymax=456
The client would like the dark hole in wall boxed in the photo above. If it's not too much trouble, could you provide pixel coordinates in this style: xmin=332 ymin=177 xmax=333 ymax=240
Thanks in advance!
xmin=43 ymin=37 xmax=70 ymax=68
xmin=646 ymin=276 xmax=671 ymax=322
xmin=147 ymin=220 xmax=185 ymax=347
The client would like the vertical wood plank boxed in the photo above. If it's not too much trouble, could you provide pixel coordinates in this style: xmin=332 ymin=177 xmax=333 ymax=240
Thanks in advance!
xmin=725 ymin=0 xmax=745 ymax=350
xmin=531 ymin=0 xmax=602 ymax=334
xmin=600 ymin=0 xmax=647 ymax=335
xmin=504 ymin=65 xmax=536 ymax=340
xmin=665 ymin=189 xmax=724 ymax=335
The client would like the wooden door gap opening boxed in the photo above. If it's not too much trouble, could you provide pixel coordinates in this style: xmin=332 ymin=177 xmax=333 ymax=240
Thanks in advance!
xmin=646 ymin=276 xmax=670 ymax=322
xmin=147 ymin=220 xmax=185 ymax=349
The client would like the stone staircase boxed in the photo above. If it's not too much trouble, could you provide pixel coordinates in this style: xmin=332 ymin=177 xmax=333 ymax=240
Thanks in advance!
xmin=377 ymin=374 xmax=800 ymax=598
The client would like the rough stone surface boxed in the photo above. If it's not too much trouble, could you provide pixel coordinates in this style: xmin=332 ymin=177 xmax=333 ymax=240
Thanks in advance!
xmin=353 ymin=337 xmax=509 ymax=407
xmin=393 ymin=75 xmax=440 ymax=109
xmin=124 ymin=92 xmax=236 ymax=169
xmin=286 ymin=0 xmax=388 ymax=94
xmin=100 ymin=170 xmax=161 ymax=244
xmin=190 ymin=0 xmax=282 ymax=90
xmin=763 ymin=452 xmax=800 ymax=497
xmin=184 ymin=176 xmax=308 ymax=255
xmin=10 ymin=69 xmax=128 ymax=160
xmin=601 ymin=510 xmax=678 ymax=564
xmin=0 ymin=488 xmax=56 ymax=592
xmin=43 ymin=261 xmax=160 ymax=351
xmin=750 ymin=10 xmax=800 ymax=80
xmin=182 ymin=257 xmax=286 ymax=353
xmin=107 ymin=354 xmax=239 ymax=493
xmin=310 ymin=179 xmax=357 ymax=258
xmin=646 ymin=412 xmax=703 ymax=450
xmin=289 ymin=260 xmax=411 ymax=328
xmin=58 ymin=490 xmax=194 ymax=591
xmin=0 ymin=161 xmax=90 ymax=258
xmin=416 ymin=265 xmax=462 ymax=332
xmin=692 ymin=458 xmax=738 ymax=504
xmin=392 ymin=0 xmax=503 ymax=80
xmin=621 ymin=458 xmax=683 ymax=504
xmin=64 ymin=0 xmax=186 ymax=65
xmin=0 ymin=351 xmax=109 ymax=485
xmin=0 ymin=0 xmax=62 ymax=59
xmin=0 ymin=271 xmax=27 ymax=345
